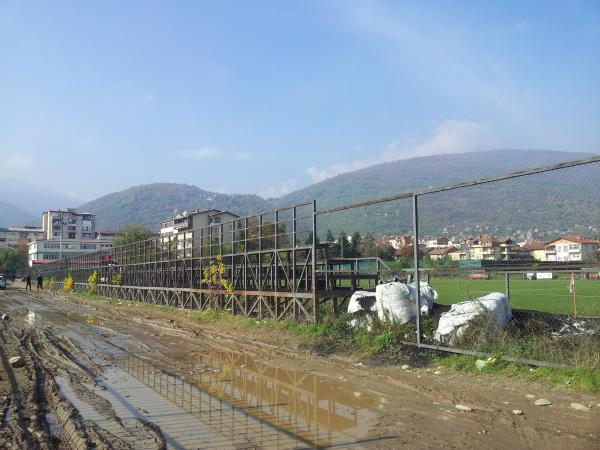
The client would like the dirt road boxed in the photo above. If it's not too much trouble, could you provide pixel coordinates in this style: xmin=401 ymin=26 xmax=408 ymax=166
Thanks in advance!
xmin=0 ymin=285 xmax=599 ymax=449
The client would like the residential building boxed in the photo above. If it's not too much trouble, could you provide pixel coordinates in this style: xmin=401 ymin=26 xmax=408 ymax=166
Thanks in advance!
xmin=159 ymin=209 xmax=240 ymax=258
xmin=544 ymin=236 xmax=599 ymax=262
xmin=448 ymin=247 xmax=469 ymax=261
xmin=0 ymin=226 xmax=44 ymax=249
xmin=468 ymin=235 xmax=530 ymax=261
xmin=428 ymin=246 xmax=459 ymax=261
xmin=520 ymin=241 xmax=547 ymax=261
xmin=387 ymin=235 xmax=412 ymax=250
xmin=42 ymin=209 xmax=96 ymax=240
xmin=423 ymin=237 xmax=450 ymax=248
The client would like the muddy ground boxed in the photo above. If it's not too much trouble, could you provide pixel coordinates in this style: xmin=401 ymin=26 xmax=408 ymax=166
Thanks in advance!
xmin=0 ymin=283 xmax=599 ymax=449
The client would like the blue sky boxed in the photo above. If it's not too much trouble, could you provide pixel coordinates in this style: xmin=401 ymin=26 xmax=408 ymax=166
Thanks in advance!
xmin=1 ymin=0 xmax=599 ymax=201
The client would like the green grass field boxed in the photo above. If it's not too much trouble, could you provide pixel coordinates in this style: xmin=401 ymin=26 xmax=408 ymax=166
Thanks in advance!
xmin=429 ymin=277 xmax=600 ymax=317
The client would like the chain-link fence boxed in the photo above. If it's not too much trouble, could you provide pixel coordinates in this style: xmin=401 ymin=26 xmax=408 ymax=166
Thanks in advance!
xmin=35 ymin=155 xmax=600 ymax=366
xmin=315 ymin=156 xmax=600 ymax=366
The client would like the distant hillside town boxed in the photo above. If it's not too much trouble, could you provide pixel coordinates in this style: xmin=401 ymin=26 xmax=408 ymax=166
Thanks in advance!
xmin=386 ymin=234 xmax=600 ymax=263
xmin=2 ymin=204 xmax=599 ymax=269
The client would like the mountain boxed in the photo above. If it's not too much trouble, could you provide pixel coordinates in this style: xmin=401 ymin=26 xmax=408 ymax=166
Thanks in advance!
xmin=0 ymin=201 xmax=38 ymax=227
xmin=279 ymin=150 xmax=593 ymax=208
xmin=0 ymin=177 xmax=84 ymax=217
xmin=76 ymin=150 xmax=600 ymax=240
xmin=78 ymin=183 xmax=273 ymax=230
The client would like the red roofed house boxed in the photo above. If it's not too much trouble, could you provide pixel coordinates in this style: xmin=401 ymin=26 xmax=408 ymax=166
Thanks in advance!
xmin=520 ymin=241 xmax=547 ymax=261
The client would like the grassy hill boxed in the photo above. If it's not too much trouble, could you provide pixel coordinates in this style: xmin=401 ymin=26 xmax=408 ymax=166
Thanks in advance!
xmin=277 ymin=150 xmax=600 ymax=240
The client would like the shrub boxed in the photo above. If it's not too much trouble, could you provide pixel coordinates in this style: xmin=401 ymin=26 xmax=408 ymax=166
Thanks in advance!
xmin=63 ymin=274 xmax=74 ymax=293
xmin=201 ymin=255 xmax=234 ymax=294
xmin=111 ymin=273 xmax=123 ymax=286
xmin=43 ymin=277 xmax=55 ymax=289
xmin=87 ymin=270 xmax=98 ymax=293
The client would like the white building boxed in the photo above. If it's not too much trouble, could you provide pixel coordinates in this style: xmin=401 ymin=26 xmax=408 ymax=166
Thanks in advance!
xmin=28 ymin=238 xmax=114 ymax=265
xmin=544 ymin=236 xmax=599 ymax=262
xmin=42 ymin=209 xmax=96 ymax=240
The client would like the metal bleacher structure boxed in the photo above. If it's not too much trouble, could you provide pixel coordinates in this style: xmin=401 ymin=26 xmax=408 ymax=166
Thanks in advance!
xmin=40 ymin=201 xmax=388 ymax=323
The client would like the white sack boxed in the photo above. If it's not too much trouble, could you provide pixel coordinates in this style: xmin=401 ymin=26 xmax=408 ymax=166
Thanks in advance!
xmin=434 ymin=292 xmax=512 ymax=343
xmin=407 ymin=282 xmax=438 ymax=316
xmin=347 ymin=291 xmax=377 ymax=328
xmin=374 ymin=282 xmax=438 ymax=325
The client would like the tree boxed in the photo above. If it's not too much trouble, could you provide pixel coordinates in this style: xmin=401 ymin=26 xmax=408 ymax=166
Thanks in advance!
xmin=326 ymin=229 xmax=340 ymax=257
xmin=0 ymin=248 xmax=28 ymax=274
xmin=347 ymin=231 xmax=362 ymax=258
xmin=114 ymin=224 xmax=152 ymax=247
xmin=358 ymin=233 xmax=378 ymax=257
xmin=304 ymin=231 xmax=320 ymax=245
xmin=358 ymin=233 xmax=395 ymax=261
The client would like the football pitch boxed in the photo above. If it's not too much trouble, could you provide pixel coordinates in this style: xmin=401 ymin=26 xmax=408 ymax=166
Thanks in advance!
xmin=428 ymin=277 xmax=600 ymax=317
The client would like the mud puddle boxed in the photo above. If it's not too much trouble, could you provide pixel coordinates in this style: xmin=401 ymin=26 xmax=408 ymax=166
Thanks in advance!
xmin=18 ymin=307 xmax=388 ymax=448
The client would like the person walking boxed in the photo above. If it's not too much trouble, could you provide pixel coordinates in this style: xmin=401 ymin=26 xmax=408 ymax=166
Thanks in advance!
xmin=37 ymin=274 xmax=43 ymax=290
xmin=26 ymin=274 xmax=32 ymax=290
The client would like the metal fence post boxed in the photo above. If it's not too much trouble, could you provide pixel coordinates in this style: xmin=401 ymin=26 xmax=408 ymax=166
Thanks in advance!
xmin=412 ymin=194 xmax=421 ymax=345
xmin=312 ymin=200 xmax=318 ymax=322
xmin=505 ymin=272 xmax=510 ymax=303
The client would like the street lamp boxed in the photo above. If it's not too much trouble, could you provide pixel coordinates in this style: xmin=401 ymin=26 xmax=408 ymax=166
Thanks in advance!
xmin=56 ymin=216 xmax=66 ymax=260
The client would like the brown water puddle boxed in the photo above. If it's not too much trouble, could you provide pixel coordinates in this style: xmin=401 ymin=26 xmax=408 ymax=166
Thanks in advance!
xmin=119 ymin=351 xmax=386 ymax=448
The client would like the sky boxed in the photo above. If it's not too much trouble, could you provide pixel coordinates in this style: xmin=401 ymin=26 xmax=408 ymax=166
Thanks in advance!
xmin=1 ymin=0 xmax=599 ymax=201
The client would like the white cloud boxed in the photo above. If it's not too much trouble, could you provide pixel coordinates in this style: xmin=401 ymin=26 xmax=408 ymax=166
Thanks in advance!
xmin=142 ymin=94 xmax=155 ymax=104
xmin=2 ymin=155 xmax=32 ymax=169
xmin=305 ymin=160 xmax=372 ymax=183
xmin=383 ymin=120 xmax=490 ymax=160
xmin=305 ymin=119 xmax=493 ymax=183
xmin=259 ymin=179 xmax=298 ymax=198
xmin=178 ymin=147 xmax=251 ymax=160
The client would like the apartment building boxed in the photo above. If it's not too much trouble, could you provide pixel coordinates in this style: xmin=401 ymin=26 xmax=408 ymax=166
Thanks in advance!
xmin=159 ymin=209 xmax=240 ymax=258
xmin=42 ymin=209 xmax=96 ymax=240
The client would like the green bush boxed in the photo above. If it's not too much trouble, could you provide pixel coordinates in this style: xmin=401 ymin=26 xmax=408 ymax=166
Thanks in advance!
xmin=111 ymin=274 xmax=123 ymax=285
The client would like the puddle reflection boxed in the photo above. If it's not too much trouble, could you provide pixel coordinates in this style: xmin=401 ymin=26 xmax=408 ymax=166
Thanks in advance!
xmin=120 ymin=351 xmax=385 ymax=448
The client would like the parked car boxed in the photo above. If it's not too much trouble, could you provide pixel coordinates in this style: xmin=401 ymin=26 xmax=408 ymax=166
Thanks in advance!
xmin=0 ymin=275 xmax=6 ymax=290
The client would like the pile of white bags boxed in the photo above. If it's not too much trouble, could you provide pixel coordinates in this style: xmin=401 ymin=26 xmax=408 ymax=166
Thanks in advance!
xmin=434 ymin=292 xmax=512 ymax=343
